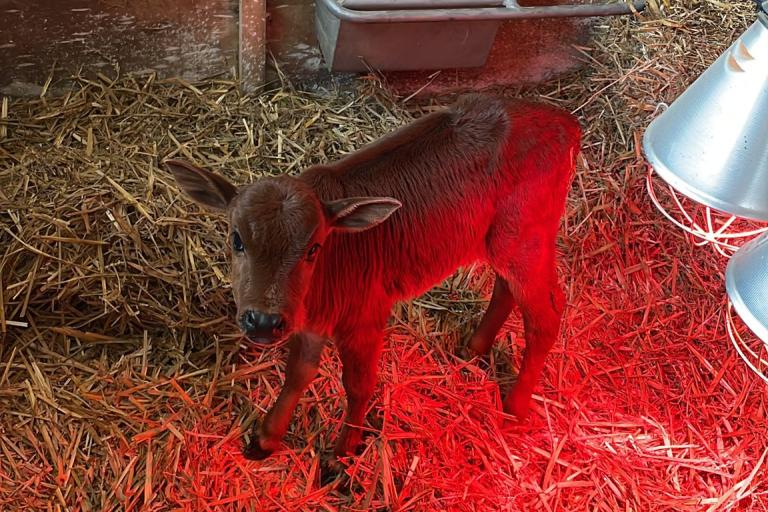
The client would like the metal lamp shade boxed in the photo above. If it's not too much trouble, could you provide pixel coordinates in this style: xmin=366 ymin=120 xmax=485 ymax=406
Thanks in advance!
xmin=643 ymin=14 xmax=768 ymax=221
xmin=726 ymin=231 xmax=768 ymax=344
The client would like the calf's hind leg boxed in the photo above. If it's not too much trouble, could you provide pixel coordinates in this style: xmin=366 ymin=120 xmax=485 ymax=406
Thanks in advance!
xmin=487 ymin=225 xmax=565 ymax=421
xmin=467 ymin=276 xmax=515 ymax=356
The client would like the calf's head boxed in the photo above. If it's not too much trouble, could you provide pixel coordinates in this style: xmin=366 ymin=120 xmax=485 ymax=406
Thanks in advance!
xmin=166 ymin=160 xmax=401 ymax=344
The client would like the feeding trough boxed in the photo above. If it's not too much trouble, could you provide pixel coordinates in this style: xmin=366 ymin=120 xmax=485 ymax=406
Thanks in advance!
xmin=315 ymin=0 xmax=647 ymax=71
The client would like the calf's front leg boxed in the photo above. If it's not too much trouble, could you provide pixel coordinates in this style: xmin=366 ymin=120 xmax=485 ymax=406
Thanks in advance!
xmin=243 ymin=332 xmax=325 ymax=460
xmin=334 ymin=325 xmax=384 ymax=457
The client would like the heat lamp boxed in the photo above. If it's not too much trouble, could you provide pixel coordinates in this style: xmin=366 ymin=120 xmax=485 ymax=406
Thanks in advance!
xmin=726 ymin=232 xmax=768 ymax=383
xmin=642 ymin=1 xmax=768 ymax=381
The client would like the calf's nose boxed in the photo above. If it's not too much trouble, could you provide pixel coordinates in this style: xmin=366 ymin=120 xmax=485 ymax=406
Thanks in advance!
xmin=239 ymin=310 xmax=286 ymax=343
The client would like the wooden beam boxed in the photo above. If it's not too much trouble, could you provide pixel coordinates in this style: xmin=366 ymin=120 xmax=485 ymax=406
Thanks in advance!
xmin=239 ymin=0 xmax=267 ymax=93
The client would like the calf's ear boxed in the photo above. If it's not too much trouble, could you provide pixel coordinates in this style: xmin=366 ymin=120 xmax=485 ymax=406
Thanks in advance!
xmin=324 ymin=197 xmax=402 ymax=233
xmin=165 ymin=159 xmax=237 ymax=210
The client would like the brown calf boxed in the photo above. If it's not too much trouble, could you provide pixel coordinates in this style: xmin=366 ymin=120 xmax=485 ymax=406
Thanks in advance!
xmin=167 ymin=94 xmax=581 ymax=459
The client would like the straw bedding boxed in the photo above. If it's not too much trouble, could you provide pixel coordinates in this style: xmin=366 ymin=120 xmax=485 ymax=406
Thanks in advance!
xmin=2 ymin=1 xmax=767 ymax=510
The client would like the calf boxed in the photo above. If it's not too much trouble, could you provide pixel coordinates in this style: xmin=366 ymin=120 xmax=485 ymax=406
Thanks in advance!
xmin=167 ymin=94 xmax=581 ymax=460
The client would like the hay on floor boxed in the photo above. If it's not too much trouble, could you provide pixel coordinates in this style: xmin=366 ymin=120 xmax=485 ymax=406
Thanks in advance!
xmin=1 ymin=1 xmax=767 ymax=510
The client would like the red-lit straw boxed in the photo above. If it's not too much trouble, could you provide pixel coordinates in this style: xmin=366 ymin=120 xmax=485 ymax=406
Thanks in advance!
xmin=726 ymin=301 xmax=768 ymax=385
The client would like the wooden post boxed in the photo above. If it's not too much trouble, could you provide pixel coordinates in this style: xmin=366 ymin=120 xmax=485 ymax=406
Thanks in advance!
xmin=239 ymin=0 xmax=267 ymax=93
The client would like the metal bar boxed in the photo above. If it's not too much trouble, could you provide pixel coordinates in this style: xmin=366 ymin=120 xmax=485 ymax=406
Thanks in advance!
xmin=319 ymin=0 xmax=645 ymax=22
xmin=342 ymin=0 xmax=504 ymax=10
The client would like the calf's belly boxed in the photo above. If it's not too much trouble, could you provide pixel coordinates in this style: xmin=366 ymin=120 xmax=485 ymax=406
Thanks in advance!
xmin=384 ymin=225 xmax=488 ymax=301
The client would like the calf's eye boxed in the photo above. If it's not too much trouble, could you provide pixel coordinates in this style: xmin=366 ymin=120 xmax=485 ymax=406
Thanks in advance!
xmin=306 ymin=243 xmax=321 ymax=262
xmin=232 ymin=231 xmax=244 ymax=253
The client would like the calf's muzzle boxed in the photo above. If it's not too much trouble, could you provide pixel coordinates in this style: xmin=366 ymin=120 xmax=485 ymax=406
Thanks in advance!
xmin=239 ymin=310 xmax=286 ymax=344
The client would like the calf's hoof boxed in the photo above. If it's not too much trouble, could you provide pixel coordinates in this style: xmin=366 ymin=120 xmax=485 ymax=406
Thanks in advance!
xmin=467 ymin=334 xmax=493 ymax=358
xmin=455 ymin=343 xmax=476 ymax=362
xmin=242 ymin=436 xmax=274 ymax=460
xmin=333 ymin=431 xmax=367 ymax=459
xmin=319 ymin=456 xmax=346 ymax=487
xmin=457 ymin=336 xmax=491 ymax=362
xmin=502 ymin=393 xmax=531 ymax=425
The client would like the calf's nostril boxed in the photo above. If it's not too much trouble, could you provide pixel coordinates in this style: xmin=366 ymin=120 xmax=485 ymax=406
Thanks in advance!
xmin=240 ymin=310 xmax=258 ymax=332
xmin=239 ymin=311 xmax=286 ymax=339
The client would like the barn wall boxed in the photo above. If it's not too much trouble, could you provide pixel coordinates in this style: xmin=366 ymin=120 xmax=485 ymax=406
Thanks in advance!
xmin=0 ymin=0 xmax=240 ymax=96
